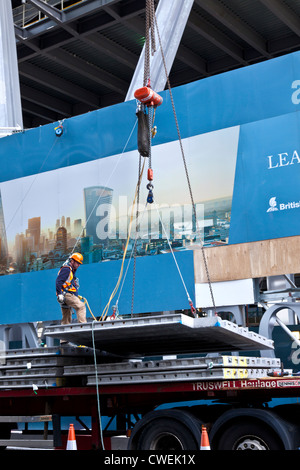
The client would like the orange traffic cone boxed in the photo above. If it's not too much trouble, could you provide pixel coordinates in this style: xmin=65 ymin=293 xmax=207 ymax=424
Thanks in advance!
xmin=66 ymin=423 xmax=77 ymax=450
xmin=200 ymin=425 xmax=210 ymax=450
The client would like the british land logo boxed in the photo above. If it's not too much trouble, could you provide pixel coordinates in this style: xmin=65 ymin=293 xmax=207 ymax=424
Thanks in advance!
xmin=267 ymin=197 xmax=278 ymax=212
xmin=267 ymin=196 xmax=300 ymax=212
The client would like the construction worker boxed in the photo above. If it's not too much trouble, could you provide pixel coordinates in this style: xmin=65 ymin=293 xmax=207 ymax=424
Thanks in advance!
xmin=56 ymin=252 xmax=87 ymax=324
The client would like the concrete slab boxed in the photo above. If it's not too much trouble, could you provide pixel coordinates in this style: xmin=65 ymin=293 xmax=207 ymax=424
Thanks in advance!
xmin=44 ymin=314 xmax=273 ymax=357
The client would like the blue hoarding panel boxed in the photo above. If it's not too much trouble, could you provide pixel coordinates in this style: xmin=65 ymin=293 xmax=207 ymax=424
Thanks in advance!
xmin=229 ymin=111 xmax=300 ymax=244
xmin=0 ymin=251 xmax=194 ymax=324
xmin=1 ymin=52 xmax=300 ymax=183
xmin=1 ymin=52 xmax=300 ymax=323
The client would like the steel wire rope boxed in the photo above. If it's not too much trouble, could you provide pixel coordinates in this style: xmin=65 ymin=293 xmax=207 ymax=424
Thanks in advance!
xmin=88 ymin=119 xmax=139 ymax=450
xmin=131 ymin=107 xmax=155 ymax=315
xmin=100 ymin=158 xmax=146 ymax=321
xmin=1 ymin=121 xmax=135 ymax=450
xmin=130 ymin=0 xmax=156 ymax=316
xmin=144 ymin=0 xmax=156 ymax=87
xmin=131 ymin=154 xmax=142 ymax=315
xmin=90 ymin=191 xmax=148 ymax=451
xmin=152 ymin=8 xmax=217 ymax=314
xmin=115 ymin=200 xmax=149 ymax=318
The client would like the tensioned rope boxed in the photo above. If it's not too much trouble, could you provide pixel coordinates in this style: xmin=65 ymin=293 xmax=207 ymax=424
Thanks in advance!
xmin=152 ymin=4 xmax=217 ymax=315
xmin=92 ymin=157 xmax=146 ymax=450
xmin=153 ymin=199 xmax=196 ymax=315
xmin=131 ymin=154 xmax=142 ymax=316
xmin=113 ymin=199 xmax=149 ymax=319
xmin=130 ymin=0 xmax=155 ymax=315
xmin=125 ymin=0 xmax=216 ymax=317
xmin=130 ymin=0 xmax=156 ymax=316
xmin=99 ymin=158 xmax=146 ymax=321
xmin=88 ymin=117 xmax=141 ymax=450
xmin=91 ymin=0 xmax=218 ymax=449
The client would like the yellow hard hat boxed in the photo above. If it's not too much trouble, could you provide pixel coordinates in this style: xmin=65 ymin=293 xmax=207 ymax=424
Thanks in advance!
xmin=70 ymin=252 xmax=83 ymax=264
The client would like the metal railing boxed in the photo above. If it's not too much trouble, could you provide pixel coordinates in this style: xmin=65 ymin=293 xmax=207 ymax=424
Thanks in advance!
xmin=13 ymin=0 xmax=86 ymax=28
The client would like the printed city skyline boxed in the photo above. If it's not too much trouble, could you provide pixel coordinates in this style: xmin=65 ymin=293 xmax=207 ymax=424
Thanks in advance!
xmin=0 ymin=126 xmax=239 ymax=274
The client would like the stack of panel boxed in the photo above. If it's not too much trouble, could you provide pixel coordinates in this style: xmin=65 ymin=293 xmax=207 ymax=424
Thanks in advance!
xmin=0 ymin=312 xmax=288 ymax=389
xmin=0 ymin=347 xmax=291 ymax=389
xmin=0 ymin=346 xmax=107 ymax=389
xmin=63 ymin=355 xmax=289 ymax=386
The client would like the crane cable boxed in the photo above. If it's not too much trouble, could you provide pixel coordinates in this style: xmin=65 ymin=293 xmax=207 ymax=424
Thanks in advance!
xmin=131 ymin=0 xmax=156 ymax=315
xmin=131 ymin=0 xmax=203 ymax=317
xmin=152 ymin=6 xmax=217 ymax=315
xmin=98 ymin=0 xmax=217 ymax=320
xmin=112 ymin=199 xmax=149 ymax=320
xmin=92 ymin=156 xmax=146 ymax=450
xmin=99 ymin=158 xmax=146 ymax=321
xmin=90 ymin=0 xmax=217 ymax=450
xmin=130 ymin=154 xmax=142 ymax=315
xmin=144 ymin=0 xmax=156 ymax=88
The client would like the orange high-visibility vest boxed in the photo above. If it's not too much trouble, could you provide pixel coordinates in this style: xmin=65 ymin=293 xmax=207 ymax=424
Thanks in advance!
xmin=58 ymin=265 xmax=77 ymax=294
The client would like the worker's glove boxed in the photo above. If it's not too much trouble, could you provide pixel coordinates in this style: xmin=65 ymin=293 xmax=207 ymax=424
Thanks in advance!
xmin=57 ymin=294 xmax=65 ymax=304
xmin=74 ymin=277 xmax=79 ymax=288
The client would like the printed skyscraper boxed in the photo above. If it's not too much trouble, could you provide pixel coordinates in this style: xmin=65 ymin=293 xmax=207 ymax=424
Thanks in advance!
xmin=84 ymin=186 xmax=113 ymax=244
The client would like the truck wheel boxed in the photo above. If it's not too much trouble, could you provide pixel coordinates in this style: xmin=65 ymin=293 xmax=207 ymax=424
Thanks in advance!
xmin=216 ymin=422 xmax=283 ymax=450
xmin=136 ymin=418 xmax=199 ymax=450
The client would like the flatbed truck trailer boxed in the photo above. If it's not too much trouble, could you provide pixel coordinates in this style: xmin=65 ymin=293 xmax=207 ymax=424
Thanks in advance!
xmin=0 ymin=313 xmax=299 ymax=451
xmin=0 ymin=375 xmax=300 ymax=450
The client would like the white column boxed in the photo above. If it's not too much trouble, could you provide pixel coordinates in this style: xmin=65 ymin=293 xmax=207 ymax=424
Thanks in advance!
xmin=125 ymin=0 xmax=194 ymax=100
xmin=0 ymin=0 xmax=23 ymax=137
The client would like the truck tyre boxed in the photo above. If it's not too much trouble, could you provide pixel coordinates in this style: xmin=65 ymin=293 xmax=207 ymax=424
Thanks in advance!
xmin=129 ymin=410 xmax=203 ymax=450
xmin=216 ymin=422 xmax=283 ymax=450
xmin=136 ymin=417 xmax=199 ymax=450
